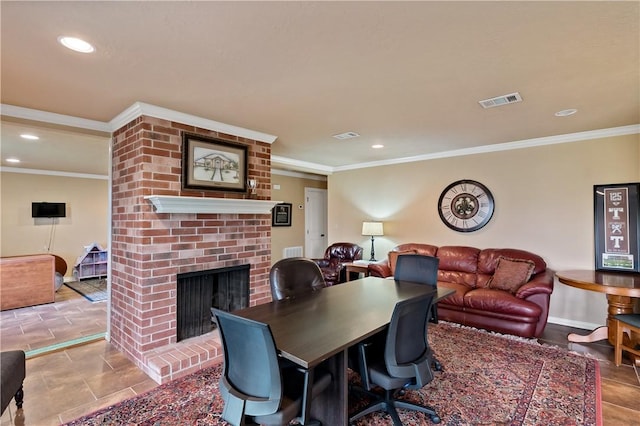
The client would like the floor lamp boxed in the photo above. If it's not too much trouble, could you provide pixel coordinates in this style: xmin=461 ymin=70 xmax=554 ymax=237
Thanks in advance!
xmin=362 ymin=221 xmax=384 ymax=261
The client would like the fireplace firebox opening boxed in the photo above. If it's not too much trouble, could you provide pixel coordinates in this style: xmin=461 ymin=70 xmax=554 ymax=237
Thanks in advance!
xmin=176 ymin=264 xmax=250 ymax=341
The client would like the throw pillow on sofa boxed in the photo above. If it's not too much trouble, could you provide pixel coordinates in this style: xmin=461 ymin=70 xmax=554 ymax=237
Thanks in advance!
xmin=487 ymin=256 xmax=535 ymax=294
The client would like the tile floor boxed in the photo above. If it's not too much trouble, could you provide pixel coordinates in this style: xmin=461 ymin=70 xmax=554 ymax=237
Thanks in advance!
xmin=0 ymin=286 xmax=107 ymax=353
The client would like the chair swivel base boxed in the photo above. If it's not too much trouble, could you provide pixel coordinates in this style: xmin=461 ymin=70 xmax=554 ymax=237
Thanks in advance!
xmin=349 ymin=386 xmax=441 ymax=425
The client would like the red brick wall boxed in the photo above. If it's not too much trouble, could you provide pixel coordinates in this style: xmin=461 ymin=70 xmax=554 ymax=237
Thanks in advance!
xmin=110 ymin=115 xmax=272 ymax=370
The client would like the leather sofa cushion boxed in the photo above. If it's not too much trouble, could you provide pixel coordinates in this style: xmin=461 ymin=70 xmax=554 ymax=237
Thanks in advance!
xmin=487 ymin=256 xmax=535 ymax=294
xmin=392 ymin=243 xmax=438 ymax=256
xmin=436 ymin=246 xmax=480 ymax=287
xmin=437 ymin=246 xmax=480 ymax=273
xmin=464 ymin=288 xmax=542 ymax=318
xmin=436 ymin=281 xmax=467 ymax=307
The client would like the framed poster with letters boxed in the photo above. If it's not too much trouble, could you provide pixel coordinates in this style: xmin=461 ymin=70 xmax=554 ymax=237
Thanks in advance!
xmin=594 ymin=182 xmax=640 ymax=273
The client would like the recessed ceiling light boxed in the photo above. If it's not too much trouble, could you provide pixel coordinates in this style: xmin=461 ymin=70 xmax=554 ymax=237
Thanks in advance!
xmin=20 ymin=134 xmax=39 ymax=140
xmin=372 ymin=144 xmax=384 ymax=149
xmin=6 ymin=158 xmax=20 ymax=163
xmin=58 ymin=36 xmax=95 ymax=53
xmin=555 ymin=109 xmax=578 ymax=117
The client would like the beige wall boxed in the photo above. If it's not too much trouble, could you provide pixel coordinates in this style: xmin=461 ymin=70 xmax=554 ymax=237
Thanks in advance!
xmin=1 ymin=172 xmax=109 ymax=278
xmin=328 ymin=134 xmax=640 ymax=328
xmin=270 ymin=172 xmax=327 ymax=263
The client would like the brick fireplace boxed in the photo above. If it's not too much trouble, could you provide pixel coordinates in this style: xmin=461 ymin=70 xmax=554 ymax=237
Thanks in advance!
xmin=110 ymin=112 xmax=276 ymax=383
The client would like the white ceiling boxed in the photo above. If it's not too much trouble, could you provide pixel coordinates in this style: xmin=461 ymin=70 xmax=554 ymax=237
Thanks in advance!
xmin=1 ymin=1 xmax=638 ymax=176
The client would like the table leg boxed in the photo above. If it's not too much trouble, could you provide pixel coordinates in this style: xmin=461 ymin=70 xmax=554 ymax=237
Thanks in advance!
xmin=606 ymin=294 xmax=636 ymax=343
xmin=568 ymin=325 xmax=609 ymax=343
xmin=300 ymin=368 xmax=314 ymax=425
xmin=309 ymin=350 xmax=347 ymax=425
xmin=568 ymin=294 xmax=640 ymax=365
xmin=568 ymin=294 xmax=635 ymax=343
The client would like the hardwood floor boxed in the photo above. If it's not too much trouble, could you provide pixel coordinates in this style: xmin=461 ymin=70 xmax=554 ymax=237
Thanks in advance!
xmin=1 ymin=293 xmax=639 ymax=425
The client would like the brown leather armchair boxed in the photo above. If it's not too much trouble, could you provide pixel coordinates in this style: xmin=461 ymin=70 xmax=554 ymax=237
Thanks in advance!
xmin=312 ymin=242 xmax=363 ymax=286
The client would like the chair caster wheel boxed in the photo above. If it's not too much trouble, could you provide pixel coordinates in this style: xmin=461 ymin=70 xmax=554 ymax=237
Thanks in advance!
xmin=431 ymin=415 xmax=441 ymax=423
xmin=433 ymin=360 xmax=443 ymax=372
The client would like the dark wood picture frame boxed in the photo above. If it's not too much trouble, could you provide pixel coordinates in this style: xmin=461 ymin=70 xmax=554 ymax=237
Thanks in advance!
xmin=182 ymin=133 xmax=248 ymax=192
xmin=272 ymin=203 xmax=292 ymax=227
xmin=594 ymin=182 xmax=640 ymax=273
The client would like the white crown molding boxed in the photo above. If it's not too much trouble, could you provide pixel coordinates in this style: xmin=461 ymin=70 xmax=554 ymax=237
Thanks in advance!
xmin=271 ymin=168 xmax=328 ymax=181
xmin=3 ymin=103 xmax=637 ymax=175
xmin=271 ymin=155 xmax=333 ymax=175
xmin=110 ymin=102 xmax=278 ymax=144
xmin=144 ymin=195 xmax=282 ymax=214
xmin=0 ymin=166 xmax=108 ymax=180
xmin=332 ymin=124 xmax=640 ymax=172
xmin=0 ymin=104 xmax=111 ymax=133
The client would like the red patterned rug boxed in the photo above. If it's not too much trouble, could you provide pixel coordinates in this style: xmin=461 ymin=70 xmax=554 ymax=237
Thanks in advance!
xmin=65 ymin=322 xmax=601 ymax=425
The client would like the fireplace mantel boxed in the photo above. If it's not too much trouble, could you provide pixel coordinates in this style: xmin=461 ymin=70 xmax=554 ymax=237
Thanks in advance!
xmin=144 ymin=195 xmax=283 ymax=214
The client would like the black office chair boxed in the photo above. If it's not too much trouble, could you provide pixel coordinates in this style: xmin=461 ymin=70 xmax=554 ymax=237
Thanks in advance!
xmin=270 ymin=257 xmax=326 ymax=301
xmin=349 ymin=290 xmax=441 ymax=425
xmin=394 ymin=254 xmax=443 ymax=371
xmin=394 ymin=254 xmax=439 ymax=321
xmin=212 ymin=308 xmax=332 ymax=426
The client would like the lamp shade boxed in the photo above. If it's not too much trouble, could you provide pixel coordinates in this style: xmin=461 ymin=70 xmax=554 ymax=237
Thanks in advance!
xmin=362 ymin=221 xmax=384 ymax=236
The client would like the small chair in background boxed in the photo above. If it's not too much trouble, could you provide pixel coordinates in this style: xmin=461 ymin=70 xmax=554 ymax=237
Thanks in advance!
xmin=312 ymin=242 xmax=363 ymax=286
xmin=270 ymin=257 xmax=325 ymax=301
xmin=613 ymin=314 xmax=640 ymax=366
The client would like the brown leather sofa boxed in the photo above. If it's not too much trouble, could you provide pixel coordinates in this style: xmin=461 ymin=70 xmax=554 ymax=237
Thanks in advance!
xmin=368 ymin=243 xmax=554 ymax=338
xmin=312 ymin=242 xmax=363 ymax=286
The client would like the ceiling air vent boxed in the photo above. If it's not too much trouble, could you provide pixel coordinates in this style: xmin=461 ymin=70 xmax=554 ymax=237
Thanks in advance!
xmin=332 ymin=131 xmax=360 ymax=140
xmin=478 ymin=92 xmax=523 ymax=109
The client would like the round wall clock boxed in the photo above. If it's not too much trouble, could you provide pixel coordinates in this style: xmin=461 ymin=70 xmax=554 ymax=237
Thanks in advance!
xmin=438 ymin=179 xmax=495 ymax=232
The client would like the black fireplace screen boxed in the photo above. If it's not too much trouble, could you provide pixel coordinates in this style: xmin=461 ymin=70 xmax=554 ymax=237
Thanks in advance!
xmin=176 ymin=264 xmax=250 ymax=341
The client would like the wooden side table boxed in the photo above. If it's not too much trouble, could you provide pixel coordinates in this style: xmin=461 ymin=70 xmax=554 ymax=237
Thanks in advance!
xmin=344 ymin=263 xmax=370 ymax=281
xmin=556 ymin=269 xmax=640 ymax=365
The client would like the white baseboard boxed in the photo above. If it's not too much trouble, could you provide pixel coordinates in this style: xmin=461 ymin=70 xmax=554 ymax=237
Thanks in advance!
xmin=547 ymin=315 xmax=603 ymax=332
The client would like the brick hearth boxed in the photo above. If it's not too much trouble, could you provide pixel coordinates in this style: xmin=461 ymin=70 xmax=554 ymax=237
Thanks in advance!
xmin=110 ymin=115 xmax=273 ymax=383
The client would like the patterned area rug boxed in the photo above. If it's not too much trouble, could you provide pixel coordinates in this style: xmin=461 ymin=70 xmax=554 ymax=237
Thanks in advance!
xmin=64 ymin=322 xmax=601 ymax=425
xmin=64 ymin=279 xmax=107 ymax=302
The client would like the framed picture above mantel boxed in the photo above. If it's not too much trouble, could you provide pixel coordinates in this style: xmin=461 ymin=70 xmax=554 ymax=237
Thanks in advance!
xmin=594 ymin=182 xmax=640 ymax=273
xmin=182 ymin=133 xmax=248 ymax=192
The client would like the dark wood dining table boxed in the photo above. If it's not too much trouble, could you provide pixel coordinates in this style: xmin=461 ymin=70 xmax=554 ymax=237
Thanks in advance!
xmin=233 ymin=276 xmax=454 ymax=425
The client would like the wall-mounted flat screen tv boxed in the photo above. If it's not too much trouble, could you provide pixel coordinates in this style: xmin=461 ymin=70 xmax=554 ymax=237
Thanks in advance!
xmin=32 ymin=202 xmax=66 ymax=218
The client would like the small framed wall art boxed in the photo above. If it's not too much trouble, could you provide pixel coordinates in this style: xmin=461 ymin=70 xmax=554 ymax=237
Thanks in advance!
xmin=182 ymin=133 xmax=248 ymax=192
xmin=272 ymin=203 xmax=292 ymax=227
xmin=594 ymin=182 xmax=640 ymax=273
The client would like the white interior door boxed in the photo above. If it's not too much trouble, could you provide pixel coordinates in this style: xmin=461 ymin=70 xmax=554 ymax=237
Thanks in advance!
xmin=305 ymin=188 xmax=328 ymax=258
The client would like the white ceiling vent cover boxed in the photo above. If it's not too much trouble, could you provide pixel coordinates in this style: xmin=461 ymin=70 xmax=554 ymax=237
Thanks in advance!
xmin=478 ymin=92 xmax=523 ymax=109
xmin=333 ymin=131 xmax=360 ymax=140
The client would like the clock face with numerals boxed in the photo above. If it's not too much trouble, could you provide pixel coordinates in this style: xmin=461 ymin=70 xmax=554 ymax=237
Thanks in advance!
xmin=438 ymin=180 xmax=494 ymax=232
